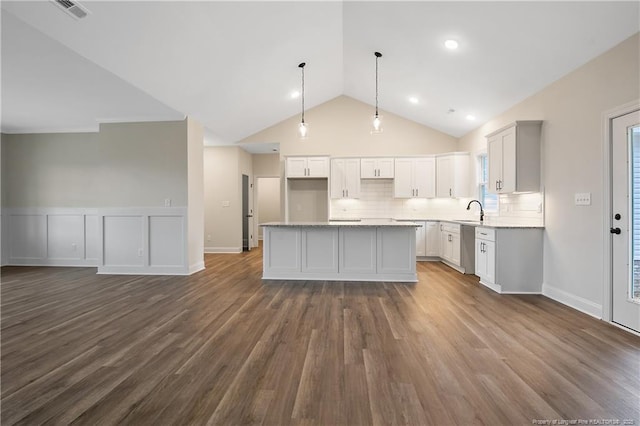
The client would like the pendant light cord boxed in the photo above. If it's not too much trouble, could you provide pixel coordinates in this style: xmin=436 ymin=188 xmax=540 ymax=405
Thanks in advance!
xmin=299 ymin=62 xmax=306 ymax=124
xmin=374 ymin=52 xmax=382 ymax=117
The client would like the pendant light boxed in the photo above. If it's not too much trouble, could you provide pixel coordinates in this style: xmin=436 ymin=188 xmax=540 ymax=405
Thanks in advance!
xmin=372 ymin=51 xmax=383 ymax=134
xmin=298 ymin=62 xmax=308 ymax=139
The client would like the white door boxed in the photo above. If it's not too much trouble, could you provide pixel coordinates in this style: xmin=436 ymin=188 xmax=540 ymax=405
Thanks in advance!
xmin=500 ymin=127 xmax=517 ymax=193
xmin=487 ymin=135 xmax=503 ymax=194
xmin=360 ymin=158 xmax=377 ymax=179
xmin=344 ymin=159 xmax=361 ymax=198
xmin=394 ymin=158 xmax=414 ymax=198
xmin=612 ymin=110 xmax=640 ymax=332
xmin=436 ymin=156 xmax=452 ymax=198
xmin=330 ymin=159 xmax=345 ymax=199
xmin=425 ymin=222 xmax=440 ymax=256
xmin=307 ymin=157 xmax=329 ymax=177
xmin=286 ymin=157 xmax=307 ymax=177
xmin=414 ymin=157 xmax=435 ymax=198
xmin=378 ymin=158 xmax=395 ymax=178
xmin=415 ymin=222 xmax=426 ymax=257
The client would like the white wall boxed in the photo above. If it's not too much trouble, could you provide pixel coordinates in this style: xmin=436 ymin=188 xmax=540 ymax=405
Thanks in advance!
xmin=256 ymin=177 xmax=280 ymax=239
xmin=458 ymin=33 xmax=640 ymax=317
xmin=1 ymin=120 xmax=200 ymax=274
xmin=204 ymin=146 xmax=242 ymax=252
xmin=241 ymin=95 xmax=459 ymax=157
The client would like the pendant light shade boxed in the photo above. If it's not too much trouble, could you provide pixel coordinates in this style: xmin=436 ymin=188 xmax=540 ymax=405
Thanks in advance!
xmin=372 ymin=51 xmax=383 ymax=134
xmin=298 ymin=62 xmax=308 ymax=139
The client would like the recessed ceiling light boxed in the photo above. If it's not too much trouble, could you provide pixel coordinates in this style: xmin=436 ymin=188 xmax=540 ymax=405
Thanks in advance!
xmin=444 ymin=39 xmax=459 ymax=50
xmin=290 ymin=90 xmax=300 ymax=99
xmin=466 ymin=114 xmax=476 ymax=121
xmin=408 ymin=96 xmax=419 ymax=104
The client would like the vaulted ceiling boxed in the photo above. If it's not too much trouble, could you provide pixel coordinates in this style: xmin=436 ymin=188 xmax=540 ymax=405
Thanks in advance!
xmin=2 ymin=1 xmax=639 ymax=145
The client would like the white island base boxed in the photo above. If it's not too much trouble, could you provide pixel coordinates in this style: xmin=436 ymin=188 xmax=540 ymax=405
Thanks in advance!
xmin=261 ymin=222 xmax=418 ymax=282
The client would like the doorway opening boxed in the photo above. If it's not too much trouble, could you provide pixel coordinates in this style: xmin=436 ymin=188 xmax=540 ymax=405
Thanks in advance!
xmin=255 ymin=177 xmax=281 ymax=245
xmin=242 ymin=174 xmax=252 ymax=252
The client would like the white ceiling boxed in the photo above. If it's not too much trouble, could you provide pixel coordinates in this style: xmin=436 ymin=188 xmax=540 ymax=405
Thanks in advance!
xmin=2 ymin=1 xmax=639 ymax=143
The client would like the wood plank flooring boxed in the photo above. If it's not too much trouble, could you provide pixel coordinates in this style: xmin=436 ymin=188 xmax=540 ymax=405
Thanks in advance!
xmin=2 ymin=247 xmax=639 ymax=425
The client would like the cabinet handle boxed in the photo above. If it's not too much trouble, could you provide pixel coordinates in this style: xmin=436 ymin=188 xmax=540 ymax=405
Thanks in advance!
xmin=449 ymin=188 xmax=452 ymax=197
xmin=416 ymin=189 xmax=419 ymax=197
xmin=346 ymin=189 xmax=349 ymax=197
xmin=496 ymin=180 xmax=499 ymax=191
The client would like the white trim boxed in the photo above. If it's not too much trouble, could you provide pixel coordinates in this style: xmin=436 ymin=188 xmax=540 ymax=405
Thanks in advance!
xmin=542 ymin=282 xmax=603 ymax=319
xmin=189 ymin=261 xmax=205 ymax=274
xmin=97 ymin=266 xmax=190 ymax=275
xmin=0 ymin=126 xmax=99 ymax=134
xmin=479 ymin=279 xmax=502 ymax=293
xmin=602 ymin=100 xmax=640 ymax=322
xmin=95 ymin=115 xmax=186 ymax=125
xmin=204 ymin=247 xmax=243 ymax=254
xmin=262 ymin=272 xmax=417 ymax=283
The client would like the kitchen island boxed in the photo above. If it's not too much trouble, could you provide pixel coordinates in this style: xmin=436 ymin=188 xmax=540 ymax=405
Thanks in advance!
xmin=260 ymin=221 xmax=419 ymax=282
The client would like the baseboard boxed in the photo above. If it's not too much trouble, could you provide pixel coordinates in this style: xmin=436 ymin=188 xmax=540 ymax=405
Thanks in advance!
xmin=189 ymin=261 xmax=205 ymax=274
xmin=6 ymin=258 xmax=98 ymax=267
xmin=542 ymin=282 xmax=602 ymax=319
xmin=98 ymin=265 xmax=190 ymax=275
xmin=204 ymin=247 xmax=242 ymax=254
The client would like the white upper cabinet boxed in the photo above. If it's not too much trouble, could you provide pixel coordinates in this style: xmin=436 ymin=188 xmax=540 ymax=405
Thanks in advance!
xmin=361 ymin=158 xmax=394 ymax=179
xmin=486 ymin=121 xmax=542 ymax=194
xmin=436 ymin=153 xmax=470 ymax=198
xmin=286 ymin=156 xmax=330 ymax=178
xmin=393 ymin=157 xmax=435 ymax=198
xmin=330 ymin=158 xmax=361 ymax=199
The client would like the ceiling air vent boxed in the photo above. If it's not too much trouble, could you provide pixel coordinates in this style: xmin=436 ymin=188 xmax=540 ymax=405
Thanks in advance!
xmin=51 ymin=0 xmax=89 ymax=20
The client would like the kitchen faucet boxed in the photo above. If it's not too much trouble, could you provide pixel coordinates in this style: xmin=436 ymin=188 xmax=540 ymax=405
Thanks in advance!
xmin=466 ymin=199 xmax=484 ymax=222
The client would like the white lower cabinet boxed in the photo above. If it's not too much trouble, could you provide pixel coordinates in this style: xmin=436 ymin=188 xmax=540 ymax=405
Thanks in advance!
xmin=262 ymin=225 xmax=417 ymax=281
xmin=474 ymin=226 xmax=543 ymax=294
xmin=415 ymin=221 xmax=440 ymax=258
xmin=425 ymin=222 xmax=440 ymax=256
xmin=439 ymin=223 xmax=461 ymax=266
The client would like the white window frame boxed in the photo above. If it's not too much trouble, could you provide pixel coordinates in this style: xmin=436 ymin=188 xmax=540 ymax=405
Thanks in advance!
xmin=478 ymin=152 xmax=498 ymax=213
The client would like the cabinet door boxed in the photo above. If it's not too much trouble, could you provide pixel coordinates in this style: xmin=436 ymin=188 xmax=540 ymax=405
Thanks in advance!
xmin=415 ymin=222 xmax=426 ymax=257
xmin=393 ymin=158 xmax=414 ymax=198
xmin=500 ymin=127 xmax=517 ymax=193
xmin=487 ymin=136 xmax=503 ymax=194
xmin=475 ymin=239 xmax=487 ymax=278
xmin=425 ymin=222 xmax=440 ymax=256
xmin=484 ymin=240 xmax=496 ymax=284
xmin=360 ymin=158 xmax=377 ymax=179
xmin=450 ymin=232 xmax=461 ymax=266
xmin=377 ymin=158 xmax=395 ymax=178
xmin=301 ymin=228 xmax=339 ymax=273
xmin=439 ymin=229 xmax=450 ymax=261
xmin=436 ymin=156 xmax=453 ymax=198
xmin=339 ymin=228 xmax=377 ymax=274
xmin=286 ymin=157 xmax=308 ymax=177
xmin=307 ymin=157 xmax=329 ymax=177
xmin=414 ymin=157 xmax=436 ymax=198
xmin=344 ymin=159 xmax=361 ymax=198
xmin=330 ymin=159 xmax=345 ymax=199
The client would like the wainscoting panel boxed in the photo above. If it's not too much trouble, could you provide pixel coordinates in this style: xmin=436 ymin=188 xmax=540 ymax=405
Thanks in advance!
xmin=103 ymin=216 xmax=145 ymax=267
xmin=85 ymin=215 xmax=100 ymax=262
xmin=97 ymin=207 xmax=189 ymax=275
xmin=149 ymin=215 xmax=185 ymax=268
xmin=47 ymin=214 xmax=85 ymax=261
xmin=2 ymin=207 xmax=192 ymax=274
xmin=10 ymin=214 xmax=47 ymax=261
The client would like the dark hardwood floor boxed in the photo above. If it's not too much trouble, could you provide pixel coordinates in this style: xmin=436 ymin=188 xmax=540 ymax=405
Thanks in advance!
xmin=1 ymin=247 xmax=639 ymax=425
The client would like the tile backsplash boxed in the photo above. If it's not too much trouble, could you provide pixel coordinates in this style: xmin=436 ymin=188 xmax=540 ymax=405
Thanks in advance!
xmin=330 ymin=180 xmax=544 ymax=226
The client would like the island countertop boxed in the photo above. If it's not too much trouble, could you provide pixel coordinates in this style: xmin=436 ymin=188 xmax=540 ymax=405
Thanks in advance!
xmin=260 ymin=220 xmax=421 ymax=227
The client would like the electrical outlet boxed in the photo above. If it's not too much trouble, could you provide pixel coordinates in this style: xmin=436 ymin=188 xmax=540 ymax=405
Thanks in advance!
xmin=207 ymin=234 xmax=212 ymax=242
xmin=222 ymin=201 xmax=230 ymax=207
xmin=574 ymin=192 xmax=591 ymax=206
xmin=164 ymin=198 xmax=172 ymax=207
xmin=138 ymin=248 xmax=143 ymax=257
xmin=71 ymin=243 xmax=77 ymax=251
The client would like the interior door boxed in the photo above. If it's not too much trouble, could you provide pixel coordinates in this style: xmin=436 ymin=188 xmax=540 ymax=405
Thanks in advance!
xmin=242 ymin=174 xmax=252 ymax=251
xmin=612 ymin=110 xmax=640 ymax=332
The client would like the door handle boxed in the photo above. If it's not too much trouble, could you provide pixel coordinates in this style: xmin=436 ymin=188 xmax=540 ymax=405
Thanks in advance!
xmin=246 ymin=215 xmax=253 ymax=218
xmin=610 ymin=227 xmax=621 ymax=235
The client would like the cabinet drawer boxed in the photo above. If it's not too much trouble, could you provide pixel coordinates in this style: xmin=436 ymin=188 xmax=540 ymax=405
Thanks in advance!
xmin=475 ymin=227 xmax=495 ymax=242
xmin=440 ymin=222 xmax=460 ymax=234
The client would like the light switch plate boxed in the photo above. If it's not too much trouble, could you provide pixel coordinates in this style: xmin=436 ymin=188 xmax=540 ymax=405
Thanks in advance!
xmin=574 ymin=192 xmax=591 ymax=206
xmin=222 ymin=201 xmax=230 ymax=207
